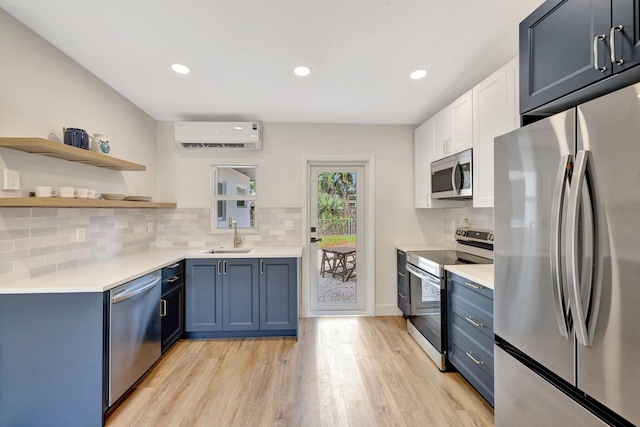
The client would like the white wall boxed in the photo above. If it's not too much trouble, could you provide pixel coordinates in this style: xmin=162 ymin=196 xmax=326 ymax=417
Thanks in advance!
xmin=0 ymin=9 xmax=156 ymax=197
xmin=156 ymin=121 xmax=445 ymax=314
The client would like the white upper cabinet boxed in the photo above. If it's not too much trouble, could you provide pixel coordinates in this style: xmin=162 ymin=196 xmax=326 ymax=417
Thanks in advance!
xmin=505 ymin=56 xmax=520 ymax=132
xmin=449 ymin=90 xmax=473 ymax=154
xmin=472 ymin=56 xmax=520 ymax=208
xmin=431 ymin=90 xmax=473 ymax=161
xmin=414 ymin=120 xmax=434 ymax=208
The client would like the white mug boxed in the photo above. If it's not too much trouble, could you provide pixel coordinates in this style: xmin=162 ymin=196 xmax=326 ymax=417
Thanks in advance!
xmin=75 ymin=188 xmax=88 ymax=199
xmin=35 ymin=186 xmax=58 ymax=198
xmin=87 ymin=189 xmax=97 ymax=199
xmin=58 ymin=186 xmax=79 ymax=198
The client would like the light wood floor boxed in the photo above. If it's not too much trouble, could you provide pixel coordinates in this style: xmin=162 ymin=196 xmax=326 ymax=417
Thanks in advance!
xmin=106 ymin=316 xmax=494 ymax=426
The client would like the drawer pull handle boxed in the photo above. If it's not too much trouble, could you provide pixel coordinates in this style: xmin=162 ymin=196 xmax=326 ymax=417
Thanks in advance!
xmin=167 ymin=263 xmax=180 ymax=269
xmin=465 ymin=281 xmax=482 ymax=290
xmin=167 ymin=276 xmax=180 ymax=283
xmin=465 ymin=351 xmax=484 ymax=365
xmin=398 ymin=272 xmax=405 ymax=277
xmin=465 ymin=315 xmax=484 ymax=328
xmin=399 ymin=292 xmax=406 ymax=298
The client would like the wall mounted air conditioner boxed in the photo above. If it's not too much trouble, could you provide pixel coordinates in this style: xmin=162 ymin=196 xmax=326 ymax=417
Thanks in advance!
xmin=174 ymin=121 xmax=262 ymax=150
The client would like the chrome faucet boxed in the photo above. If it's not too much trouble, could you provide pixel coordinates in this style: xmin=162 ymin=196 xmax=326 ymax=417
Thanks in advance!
xmin=229 ymin=217 xmax=242 ymax=248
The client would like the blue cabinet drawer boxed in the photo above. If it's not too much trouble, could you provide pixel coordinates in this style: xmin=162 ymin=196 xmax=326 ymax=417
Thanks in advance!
xmin=450 ymin=308 xmax=493 ymax=354
xmin=450 ymin=293 xmax=493 ymax=331
xmin=449 ymin=334 xmax=494 ymax=406
xmin=449 ymin=274 xmax=493 ymax=323
xmin=449 ymin=272 xmax=493 ymax=300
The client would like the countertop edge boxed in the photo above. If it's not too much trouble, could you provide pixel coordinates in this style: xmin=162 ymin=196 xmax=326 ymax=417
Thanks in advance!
xmin=445 ymin=264 xmax=494 ymax=290
xmin=0 ymin=246 xmax=303 ymax=294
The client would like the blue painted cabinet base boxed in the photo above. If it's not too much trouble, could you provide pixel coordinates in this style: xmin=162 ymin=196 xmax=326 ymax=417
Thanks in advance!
xmin=0 ymin=292 xmax=106 ymax=427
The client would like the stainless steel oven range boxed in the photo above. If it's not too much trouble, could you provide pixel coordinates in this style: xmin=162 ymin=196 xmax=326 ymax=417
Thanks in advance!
xmin=406 ymin=227 xmax=493 ymax=370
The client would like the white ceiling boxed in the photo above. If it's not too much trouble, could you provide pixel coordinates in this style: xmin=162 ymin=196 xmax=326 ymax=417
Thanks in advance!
xmin=0 ymin=0 xmax=543 ymax=125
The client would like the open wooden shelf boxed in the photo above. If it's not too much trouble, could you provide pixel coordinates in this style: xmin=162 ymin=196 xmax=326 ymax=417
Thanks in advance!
xmin=0 ymin=138 xmax=146 ymax=171
xmin=0 ymin=198 xmax=176 ymax=208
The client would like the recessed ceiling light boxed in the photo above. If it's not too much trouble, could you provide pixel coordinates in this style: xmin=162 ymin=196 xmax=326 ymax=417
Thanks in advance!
xmin=410 ymin=69 xmax=427 ymax=80
xmin=294 ymin=66 xmax=311 ymax=77
xmin=234 ymin=126 xmax=243 ymax=130
xmin=171 ymin=64 xmax=190 ymax=74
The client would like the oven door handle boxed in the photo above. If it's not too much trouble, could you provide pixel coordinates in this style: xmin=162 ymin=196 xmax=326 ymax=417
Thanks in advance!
xmin=406 ymin=263 xmax=442 ymax=289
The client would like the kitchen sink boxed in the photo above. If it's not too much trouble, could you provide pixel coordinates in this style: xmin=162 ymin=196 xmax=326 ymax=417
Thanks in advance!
xmin=207 ymin=248 xmax=253 ymax=254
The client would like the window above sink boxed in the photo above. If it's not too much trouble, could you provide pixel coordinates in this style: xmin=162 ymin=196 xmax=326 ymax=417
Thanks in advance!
xmin=210 ymin=165 xmax=257 ymax=233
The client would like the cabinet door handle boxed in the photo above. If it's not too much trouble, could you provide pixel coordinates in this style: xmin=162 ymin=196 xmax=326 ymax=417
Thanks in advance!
xmin=260 ymin=260 xmax=264 ymax=275
xmin=223 ymin=260 xmax=227 ymax=275
xmin=464 ymin=281 xmax=482 ymax=290
xmin=160 ymin=299 xmax=167 ymax=317
xmin=593 ymin=34 xmax=607 ymax=72
xmin=465 ymin=315 xmax=484 ymax=328
xmin=167 ymin=275 xmax=180 ymax=283
xmin=465 ymin=351 xmax=484 ymax=365
xmin=610 ymin=25 xmax=624 ymax=65
xmin=217 ymin=260 xmax=222 ymax=275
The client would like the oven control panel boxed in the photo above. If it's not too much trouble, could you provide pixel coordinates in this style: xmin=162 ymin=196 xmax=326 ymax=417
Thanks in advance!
xmin=456 ymin=227 xmax=494 ymax=244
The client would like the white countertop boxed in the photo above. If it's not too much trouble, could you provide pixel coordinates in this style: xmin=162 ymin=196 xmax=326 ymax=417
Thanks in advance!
xmin=445 ymin=264 xmax=494 ymax=290
xmin=0 ymin=246 xmax=303 ymax=295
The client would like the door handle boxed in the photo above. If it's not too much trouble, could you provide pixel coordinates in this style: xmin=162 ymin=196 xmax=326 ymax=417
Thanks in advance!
xmin=111 ymin=277 xmax=160 ymax=304
xmin=451 ymin=160 xmax=460 ymax=194
xmin=610 ymin=25 xmax=624 ymax=65
xmin=567 ymin=150 xmax=596 ymax=347
xmin=550 ymin=155 xmax=572 ymax=339
xmin=160 ymin=299 xmax=167 ymax=317
xmin=310 ymin=237 xmax=322 ymax=243
xmin=593 ymin=34 xmax=607 ymax=72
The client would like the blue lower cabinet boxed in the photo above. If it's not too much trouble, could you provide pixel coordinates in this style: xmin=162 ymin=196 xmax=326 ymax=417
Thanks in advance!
xmin=223 ymin=259 xmax=260 ymax=331
xmin=447 ymin=272 xmax=494 ymax=406
xmin=260 ymin=258 xmax=298 ymax=331
xmin=185 ymin=258 xmax=222 ymax=332
xmin=185 ymin=257 xmax=298 ymax=338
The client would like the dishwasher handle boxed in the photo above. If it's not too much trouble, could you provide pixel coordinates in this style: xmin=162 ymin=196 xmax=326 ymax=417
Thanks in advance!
xmin=111 ymin=277 xmax=161 ymax=304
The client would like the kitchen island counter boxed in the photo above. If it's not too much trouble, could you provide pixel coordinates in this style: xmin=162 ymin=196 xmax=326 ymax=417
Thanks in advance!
xmin=0 ymin=246 xmax=303 ymax=294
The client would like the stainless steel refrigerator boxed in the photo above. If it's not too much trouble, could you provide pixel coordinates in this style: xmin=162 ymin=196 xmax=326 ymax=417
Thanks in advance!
xmin=494 ymin=82 xmax=640 ymax=426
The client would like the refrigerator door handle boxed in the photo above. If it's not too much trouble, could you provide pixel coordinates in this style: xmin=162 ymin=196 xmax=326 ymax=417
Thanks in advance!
xmin=550 ymin=155 xmax=572 ymax=339
xmin=567 ymin=150 xmax=595 ymax=347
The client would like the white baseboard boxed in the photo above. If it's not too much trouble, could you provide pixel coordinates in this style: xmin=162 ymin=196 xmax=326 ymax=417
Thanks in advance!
xmin=375 ymin=304 xmax=403 ymax=316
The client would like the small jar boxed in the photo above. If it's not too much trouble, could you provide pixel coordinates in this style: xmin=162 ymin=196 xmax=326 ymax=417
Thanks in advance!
xmin=462 ymin=218 xmax=471 ymax=228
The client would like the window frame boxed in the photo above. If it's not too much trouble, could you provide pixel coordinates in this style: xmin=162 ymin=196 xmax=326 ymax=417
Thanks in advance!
xmin=210 ymin=165 xmax=257 ymax=233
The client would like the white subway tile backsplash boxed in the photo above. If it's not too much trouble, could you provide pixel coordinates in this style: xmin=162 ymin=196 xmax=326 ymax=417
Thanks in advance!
xmin=0 ymin=207 xmax=157 ymax=286
xmin=0 ymin=205 xmax=302 ymax=286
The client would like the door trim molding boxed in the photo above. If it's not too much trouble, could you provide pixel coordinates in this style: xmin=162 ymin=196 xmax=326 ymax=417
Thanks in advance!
xmin=301 ymin=156 xmax=375 ymax=317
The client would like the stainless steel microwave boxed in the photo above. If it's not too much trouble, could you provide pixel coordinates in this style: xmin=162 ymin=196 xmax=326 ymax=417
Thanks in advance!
xmin=431 ymin=149 xmax=472 ymax=199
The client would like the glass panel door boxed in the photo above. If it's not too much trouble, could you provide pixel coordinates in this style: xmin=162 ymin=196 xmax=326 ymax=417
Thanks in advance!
xmin=309 ymin=165 xmax=364 ymax=312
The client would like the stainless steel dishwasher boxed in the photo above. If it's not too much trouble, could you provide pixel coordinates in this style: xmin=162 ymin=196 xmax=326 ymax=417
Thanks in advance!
xmin=108 ymin=270 xmax=161 ymax=406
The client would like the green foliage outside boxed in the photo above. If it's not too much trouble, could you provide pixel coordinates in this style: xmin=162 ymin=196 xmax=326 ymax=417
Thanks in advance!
xmin=317 ymin=172 xmax=356 ymax=236
xmin=317 ymin=234 xmax=357 ymax=249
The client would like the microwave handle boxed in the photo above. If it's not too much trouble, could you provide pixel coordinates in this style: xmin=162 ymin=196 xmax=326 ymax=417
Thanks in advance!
xmin=451 ymin=160 xmax=460 ymax=194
